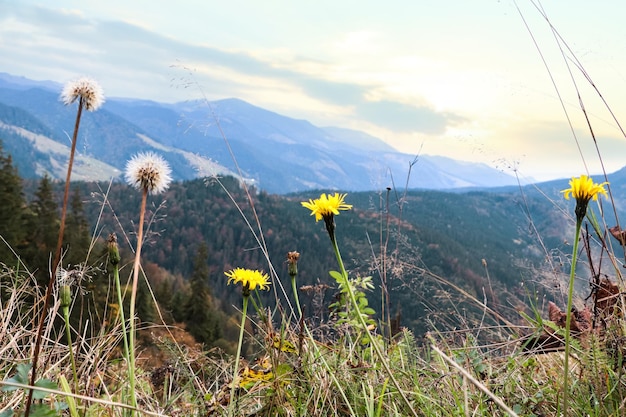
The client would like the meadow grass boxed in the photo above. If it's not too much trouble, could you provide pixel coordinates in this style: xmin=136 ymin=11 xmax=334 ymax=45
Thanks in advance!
xmin=4 ymin=6 xmax=626 ymax=417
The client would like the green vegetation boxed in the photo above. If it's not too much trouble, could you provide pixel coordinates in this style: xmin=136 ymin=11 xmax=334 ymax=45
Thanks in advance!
xmin=2 ymin=52 xmax=626 ymax=414
xmin=3 ymin=136 xmax=626 ymax=416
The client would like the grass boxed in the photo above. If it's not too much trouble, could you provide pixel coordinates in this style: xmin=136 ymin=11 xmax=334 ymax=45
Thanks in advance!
xmin=3 ymin=141 xmax=626 ymax=417
xmin=2 ymin=172 xmax=626 ymax=416
xmin=4 ymin=6 xmax=626 ymax=416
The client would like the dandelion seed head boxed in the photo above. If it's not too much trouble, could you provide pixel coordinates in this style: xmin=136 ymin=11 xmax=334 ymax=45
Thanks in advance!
xmin=124 ymin=152 xmax=172 ymax=195
xmin=60 ymin=77 xmax=105 ymax=111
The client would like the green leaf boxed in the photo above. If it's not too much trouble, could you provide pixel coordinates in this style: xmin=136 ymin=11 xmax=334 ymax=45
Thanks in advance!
xmin=30 ymin=405 xmax=58 ymax=417
xmin=33 ymin=378 xmax=57 ymax=400
xmin=329 ymin=270 xmax=344 ymax=282
xmin=1 ymin=381 xmax=19 ymax=393
xmin=3 ymin=363 xmax=32 ymax=392
xmin=275 ymin=363 xmax=293 ymax=376
xmin=55 ymin=402 xmax=69 ymax=412
xmin=16 ymin=363 xmax=31 ymax=383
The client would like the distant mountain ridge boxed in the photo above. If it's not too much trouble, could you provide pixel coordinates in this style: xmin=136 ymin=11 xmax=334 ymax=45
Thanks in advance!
xmin=0 ymin=72 xmax=520 ymax=193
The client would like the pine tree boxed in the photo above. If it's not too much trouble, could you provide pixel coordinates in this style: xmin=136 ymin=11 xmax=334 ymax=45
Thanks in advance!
xmin=0 ymin=143 xmax=26 ymax=264
xmin=183 ymin=242 xmax=220 ymax=345
xmin=23 ymin=175 xmax=60 ymax=287
xmin=63 ymin=187 xmax=91 ymax=267
xmin=136 ymin=273 xmax=156 ymax=324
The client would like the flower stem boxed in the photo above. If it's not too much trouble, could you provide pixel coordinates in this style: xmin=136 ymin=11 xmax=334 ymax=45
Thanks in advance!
xmin=291 ymin=276 xmax=303 ymax=320
xmin=328 ymin=231 xmax=419 ymax=417
xmin=112 ymin=251 xmax=131 ymax=366
xmin=62 ymin=305 xmax=79 ymax=393
xmin=128 ymin=188 xmax=148 ymax=415
xmin=562 ymin=218 xmax=582 ymax=417
xmin=25 ymin=98 xmax=84 ymax=417
xmin=228 ymin=294 xmax=249 ymax=417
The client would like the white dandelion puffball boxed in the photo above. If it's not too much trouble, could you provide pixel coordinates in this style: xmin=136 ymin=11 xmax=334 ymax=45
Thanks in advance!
xmin=60 ymin=77 xmax=105 ymax=111
xmin=124 ymin=152 xmax=172 ymax=195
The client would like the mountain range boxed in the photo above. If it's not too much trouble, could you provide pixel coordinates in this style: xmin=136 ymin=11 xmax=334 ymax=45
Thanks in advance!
xmin=0 ymin=72 xmax=519 ymax=194
xmin=5 ymin=73 xmax=626 ymax=337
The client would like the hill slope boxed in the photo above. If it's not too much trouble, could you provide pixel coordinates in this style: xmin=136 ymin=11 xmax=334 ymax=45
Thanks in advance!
xmin=0 ymin=72 xmax=519 ymax=193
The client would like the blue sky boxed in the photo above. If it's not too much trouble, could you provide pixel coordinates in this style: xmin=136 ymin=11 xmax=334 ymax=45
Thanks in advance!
xmin=2 ymin=0 xmax=626 ymax=181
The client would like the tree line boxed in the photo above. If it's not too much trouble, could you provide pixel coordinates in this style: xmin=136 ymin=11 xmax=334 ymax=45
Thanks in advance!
xmin=0 ymin=140 xmax=554 ymax=348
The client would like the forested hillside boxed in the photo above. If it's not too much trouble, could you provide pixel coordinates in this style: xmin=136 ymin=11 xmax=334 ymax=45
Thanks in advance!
xmin=2 ymin=135 xmax=573 ymax=346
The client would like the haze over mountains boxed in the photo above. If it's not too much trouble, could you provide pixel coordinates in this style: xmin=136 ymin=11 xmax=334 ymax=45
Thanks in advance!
xmin=1 ymin=72 xmax=520 ymax=193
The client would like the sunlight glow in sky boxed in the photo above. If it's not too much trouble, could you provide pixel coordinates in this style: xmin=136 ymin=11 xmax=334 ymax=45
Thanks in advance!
xmin=2 ymin=0 xmax=626 ymax=182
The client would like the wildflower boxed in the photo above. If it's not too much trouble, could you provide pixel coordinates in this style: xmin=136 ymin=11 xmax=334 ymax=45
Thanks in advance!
xmin=57 ymin=268 xmax=76 ymax=309
xmin=29 ymin=76 xmax=106 ymax=412
xmin=56 ymin=267 xmax=83 ymax=392
xmin=561 ymin=174 xmax=608 ymax=222
xmin=60 ymin=77 xmax=105 ymax=111
xmin=286 ymin=251 xmax=303 ymax=318
xmin=107 ymin=233 xmax=121 ymax=266
xmin=124 ymin=152 xmax=171 ymax=409
xmin=560 ymin=174 xmax=608 ymax=411
xmin=301 ymin=192 xmax=352 ymax=222
xmin=124 ymin=152 xmax=172 ymax=195
xmin=225 ymin=268 xmax=271 ymax=296
xmin=302 ymin=192 xmax=352 ymax=242
xmin=287 ymin=251 xmax=300 ymax=277
xmin=227 ymin=267 xmax=270 ymax=411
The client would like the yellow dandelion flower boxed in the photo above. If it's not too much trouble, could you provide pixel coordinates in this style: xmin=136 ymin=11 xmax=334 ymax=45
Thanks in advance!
xmin=561 ymin=175 xmax=608 ymax=221
xmin=301 ymin=192 xmax=352 ymax=222
xmin=561 ymin=175 xmax=608 ymax=202
xmin=225 ymin=268 xmax=271 ymax=294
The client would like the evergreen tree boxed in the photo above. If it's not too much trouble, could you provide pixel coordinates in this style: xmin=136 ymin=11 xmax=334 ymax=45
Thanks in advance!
xmin=170 ymin=288 xmax=187 ymax=323
xmin=63 ymin=187 xmax=91 ymax=267
xmin=183 ymin=242 xmax=221 ymax=345
xmin=0 ymin=143 xmax=26 ymax=264
xmin=23 ymin=175 xmax=60 ymax=286
xmin=136 ymin=273 xmax=156 ymax=324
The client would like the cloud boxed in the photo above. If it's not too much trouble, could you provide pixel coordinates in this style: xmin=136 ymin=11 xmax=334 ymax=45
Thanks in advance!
xmin=356 ymin=100 xmax=465 ymax=134
xmin=0 ymin=4 xmax=464 ymax=135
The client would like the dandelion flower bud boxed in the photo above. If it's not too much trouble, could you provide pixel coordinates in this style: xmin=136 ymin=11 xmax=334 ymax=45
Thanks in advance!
xmin=107 ymin=233 xmax=121 ymax=266
xmin=287 ymin=251 xmax=300 ymax=278
xmin=60 ymin=77 xmax=105 ymax=111
xmin=124 ymin=152 xmax=172 ymax=195
xmin=57 ymin=268 xmax=79 ymax=308
xmin=60 ymin=285 xmax=72 ymax=308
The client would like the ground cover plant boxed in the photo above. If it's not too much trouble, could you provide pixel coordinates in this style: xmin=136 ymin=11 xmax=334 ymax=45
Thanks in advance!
xmin=3 ymin=5 xmax=626 ymax=417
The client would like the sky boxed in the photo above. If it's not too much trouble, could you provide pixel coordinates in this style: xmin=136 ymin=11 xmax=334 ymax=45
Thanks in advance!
xmin=2 ymin=0 xmax=626 ymax=182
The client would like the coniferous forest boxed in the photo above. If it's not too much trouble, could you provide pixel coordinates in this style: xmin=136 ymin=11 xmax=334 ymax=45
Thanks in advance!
xmin=0 ymin=139 xmax=566 ymax=352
